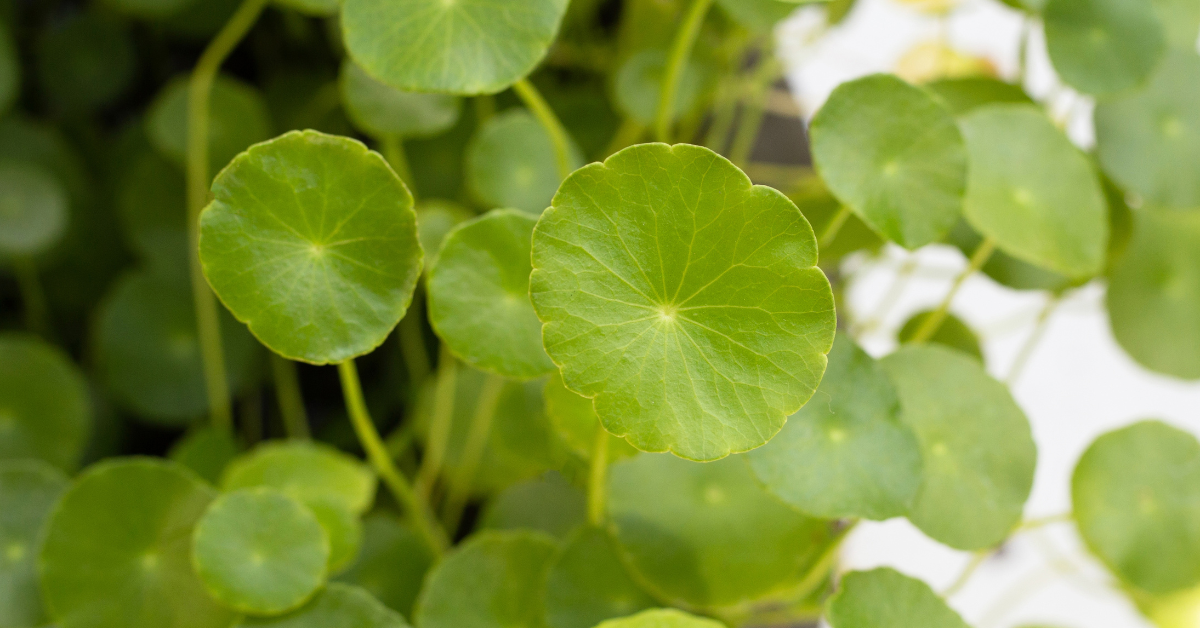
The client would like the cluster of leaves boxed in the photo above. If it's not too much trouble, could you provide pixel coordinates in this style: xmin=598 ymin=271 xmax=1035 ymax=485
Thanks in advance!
xmin=1 ymin=0 xmax=1199 ymax=627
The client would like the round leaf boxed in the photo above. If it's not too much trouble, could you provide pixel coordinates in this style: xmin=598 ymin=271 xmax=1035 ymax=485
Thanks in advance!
xmin=1095 ymin=50 xmax=1200 ymax=209
xmin=39 ymin=458 xmax=235 ymax=628
xmin=479 ymin=473 xmax=587 ymax=540
xmin=880 ymin=345 xmax=1036 ymax=550
xmin=827 ymin=568 xmax=970 ymax=628
xmin=35 ymin=13 xmax=135 ymax=114
xmin=1043 ymin=0 xmax=1165 ymax=96
xmin=960 ymin=104 xmax=1108 ymax=279
xmin=0 ymin=333 xmax=91 ymax=471
xmin=1072 ymin=421 xmax=1200 ymax=594
xmin=169 ymin=427 xmax=241 ymax=485
xmin=530 ymin=143 xmax=836 ymax=461
xmin=608 ymin=453 xmax=834 ymax=607
xmin=416 ymin=201 xmax=474 ymax=263
xmin=466 ymin=110 xmax=583 ymax=215
xmin=897 ymin=310 xmax=984 ymax=361
xmin=544 ymin=527 xmax=656 ymax=628
xmin=428 ymin=209 xmax=554 ymax=378
xmin=747 ymin=334 xmax=923 ymax=521
xmin=594 ymin=609 xmax=724 ymax=628
xmin=810 ymin=74 xmax=967 ymax=249
xmin=0 ymin=160 xmax=69 ymax=256
xmin=0 ymin=460 xmax=67 ymax=628
xmin=925 ymin=77 xmax=1034 ymax=116
xmin=543 ymin=372 xmax=638 ymax=462
xmin=222 ymin=441 xmax=377 ymax=515
xmin=192 ymin=488 xmax=329 ymax=615
xmin=335 ymin=515 xmax=434 ymax=619
xmin=341 ymin=0 xmax=571 ymax=95
xmin=115 ymin=149 xmax=187 ymax=267
xmin=235 ymin=583 xmax=409 ymax=628
xmin=146 ymin=75 xmax=273 ymax=176
xmin=614 ymin=50 xmax=707 ymax=127
xmin=340 ymin=60 xmax=461 ymax=139
xmin=198 ymin=130 xmax=423 ymax=364
xmin=414 ymin=530 xmax=559 ymax=628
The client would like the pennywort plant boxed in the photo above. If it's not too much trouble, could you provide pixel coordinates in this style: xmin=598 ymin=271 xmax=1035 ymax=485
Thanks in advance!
xmin=1 ymin=0 xmax=1199 ymax=627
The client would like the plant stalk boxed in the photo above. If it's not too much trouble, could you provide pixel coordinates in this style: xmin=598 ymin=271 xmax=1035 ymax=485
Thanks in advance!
xmin=941 ymin=549 xmax=990 ymax=598
xmin=587 ymin=424 xmax=611 ymax=526
xmin=397 ymin=290 xmax=431 ymax=388
xmin=270 ymin=353 xmax=310 ymax=440
xmin=513 ymin=78 xmax=574 ymax=181
xmin=728 ymin=53 xmax=782 ymax=167
xmin=655 ymin=0 xmax=715 ymax=143
xmin=817 ymin=205 xmax=852 ymax=250
xmin=12 ymin=257 xmax=50 ymax=338
xmin=441 ymin=372 xmax=505 ymax=535
xmin=338 ymin=359 xmax=448 ymax=555
xmin=908 ymin=237 xmax=996 ymax=344
xmin=379 ymin=135 xmax=414 ymax=193
xmin=416 ymin=343 xmax=458 ymax=501
xmin=792 ymin=519 xmax=860 ymax=602
xmin=1006 ymin=293 xmax=1061 ymax=386
xmin=186 ymin=0 xmax=270 ymax=433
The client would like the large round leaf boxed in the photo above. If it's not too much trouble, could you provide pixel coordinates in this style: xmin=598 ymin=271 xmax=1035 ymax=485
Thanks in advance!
xmin=221 ymin=441 xmax=377 ymax=515
xmin=1043 ymin=0 xmax=1165 ymax=96
xmin=945 ymin=219 xmax=1072 ymax=293
xmin=428 ymin=209 xmax=554 ymax=378
xmin=1072 ymin=421 xmax=1200 ymax=594
xmin=478 ymin=473 xmax=587 ymax=541
xmin=235 ymin=583 xmax=408 ymax=628
xmin=335 ymin=515 xmax=434 ymax=619
xmin=1107 ymin=208 xmax=1200 ymax=379
xmin=607 ymin=453 xmax=833 ymax=608
xmin=466 ymin=110 xmax=583 ymax=215
xmin=0 ymin=460 xmax=67 ymax=628
xmin=543 ymin=372 xmax=638 ymax=462
xmin=0 ymin=333 xmax=91 ymax=471
xmin=199 ymin=130 xmax=423 ymax=365
xmin=925 ymin=77 xmax=1034 ymax=116
xmin=530 ymin=143 xmax=836 ymax=461
xmin=414 ymin=530 xmax=559 ymax=628
xmin=341 ymin=0 xmax=571 ymax=95
xmin=809 ymin=74 xmax=967 ymax=249
xmin=146 ymin=75 xmax=273 ymax=177
xmin=340 ymin=60 xmax=461 ymax=139
xmin=544 ymin=527 xmax=656 ymax=628
xmin=880 ymin=345 xmax=1036 ymax=550
xmin=960 ymin=104 xmax=1108 ymax=279
xmin=826 ymin=568 xmax=970 ymax=628
xmin=0 ymin=160 xmax=69 ymax=256
xmin=747 ymin=334 xmax=923 ymax=521
xmin=1095 ymin=51 xmax=1200 ymax=209
xmin=594 ymin=609 xmax=724 ymax=628
xmin=39 ymin=458 xmax=235 ymax=628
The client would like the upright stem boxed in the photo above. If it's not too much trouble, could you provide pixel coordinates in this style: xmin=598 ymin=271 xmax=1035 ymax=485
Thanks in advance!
xmin=587 ymin=424 xmax=611 ymax=526
xmin=655 ymin=0 xmax=715 ymax=143
xmin=512 ymin=78 xmax=574 ymax=180
xmin=908 ymin=237 xmax=996 ymax=344
xmin=1006 ymin=293 xmax=1060 ymax=386
xmin=12 ymin=257 xmax=50 ymax=338
xmin=338 ymin=360 xmax=448 ymax=555
xmin=941 ymin=550 xmax=989 ymax=598
xmin=270 ymin=353 xmax=310 ymax=440
xmin=379 ymin=135 xmax=414 ymax=193
xmin=728 ymin=53 xmax=782 ymax=167
xmin=187 ymin=0 xmax=270 ymax=432
xmin=442 ymin=373 xmax=505 ymax=535
xmin=397 ymin=290 xmax=431 ymax=388
xmin=416 ymin=343 xmax=458 ymax=501
xmin=817 ymin=205 xmax=852 ymax=250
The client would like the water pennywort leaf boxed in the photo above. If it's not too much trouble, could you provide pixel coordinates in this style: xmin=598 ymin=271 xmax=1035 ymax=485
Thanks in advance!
xmin=146 ymin=75 xmax=273 ymax=176
xmin=335 ymin=515 xmax=434 ymax=619
xmin=0 ymin=333 xmax=91 ymax=471
xmin=466 ymin=110 xmax=584 ymax=215
xmin=593 ymin=609 xmax=725 ymax=628
xmin=1043 ymin=0 xmax=1166 ymax=96
xmin=0 ymin=459 xmax=67 ymax=628
xmin=543 ymin=372 xmax=638 ymax=462
xmin=235 ymin=583 xmax=409 ymax=628
xmin=544 ymin=526 xmax=656 ymax=628
xmin=221 ymin=441 xmax=378 ymax=516
xmin=479 ymin=473 xmax=587 ymax=541
xmin=826 ymin=568 xmax=970 ymax=628
xmin=0 ymin=160 xmax=69 ymax=257
xmin=340 ymin=60 xmax=462 ymax=140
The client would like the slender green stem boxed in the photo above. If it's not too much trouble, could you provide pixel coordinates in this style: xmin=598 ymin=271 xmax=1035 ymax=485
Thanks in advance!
xmin=1017 ymin=511 xmax=1073 ymax=532
xmin=442 ymin=373 xmax=505 ymax=535
xmin=792 ymin=520 xmax=859 ymax=602
xmin=1006 ymin=294 xmax=1061 ymax=386
xmin=186 ymin=0 xmax=270 ymax=432
xmin=512 ymin=78 xmax=574 ymax=181
xmin=338 ymin=359 xmax=448 ymax=555
xmin=908 ymin=237 xmax=996 ymax=344
xmin=587 ymin=424 xmax=611 ymax=526
xmin=817 ymin=205 xmax=852 ymax=250
xmin=728 ymin=53 xmax=782 ymax=167
xmin=602 ymin=118 xmax=646 ymax=159
xmin=851 ymin=256 xmax=918 ymax=337
xmin=416 ymin=343 xmax=458 ymax=501
xmin=941 ymin=550 xmax=989 ymax=598
xmin=655 ymin=0 xmax=715 ymax=143
xmin=12 ymin=257 xmax=50 ymax=338
xmin=270 ymin=353 xmax=310 ymax=440
xmin=379 ymin=135 xmax=414 ymax=193
xmin=398 ymin=290 xmax=431 ymax=388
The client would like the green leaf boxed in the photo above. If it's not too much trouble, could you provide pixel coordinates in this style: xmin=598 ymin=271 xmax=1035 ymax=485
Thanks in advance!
xmin=594 ymin=609 xmax=724 ymax=628
xmin=416 ymin=201 xmax=474 ymax=264
xmin=960 ymin=104 xmax=1108 ymax=279
xmin=1107 ymin=208 xmax=1200 ymax=379
xmin=146 ymin=75 xmax=273 ymax=176
xmin=35 ymin=13 xmax=135 ymax=114
xmin=193 ymin=488 xmax=329 ymax=615
xmin=479 ymin=473 xmax=587 ymax=540
xmin=414 ymin=530 xmax=559 ymax=628
xmin=543 ymin=372 xmax=639 ymax=462
xmin=530 ymin=143 xmax=836 ymax=461
xmin=0 ymin=21 xmax=17 ymax=115
xmin=0 ymin=160 xmax=69 ymax=256
xmin=1143 ymin=585 xmax=1200 ymax=628
xmin=544 ymin=527 xmax=656 ymax=628
xmin=222 ymin=441 xmax=378 ymax=515
xmin=428 ymin=209 xmax=554 ymax=378
xmin=198 ymin=130 xmax=423 ymax=365
xmin=826 ymin=568 xmax=970 ymax=628
xmin=275 ymin=0 xmax=339 ymax=17
xmin=466 ymin=110 xmax=583 ymax=215
xmin=787 ymin=174 xmax=885 ymax=265
xmin=0 ymin=459 xmax=67 ymax=628
xmin=0 ymin=333 xmax=91 ymax=471
xmin=614 ymin=50 xmax=708 ymax=127
xmin=1095 ymin=50 xmax=1200 ymax=210
xmin=945 ymin=219 xmax=1072 ymax=293
xmin=235 ymin=583 xmax=409 ymax=628
xmin=880 ymin=345 xmax=1036 ymax=550
xmin=747 ymin=334 xmax=923 ymax=521
xmin=1151 ymin=0 xmax=1200 ymax=48
xmin=115 ymin=149 xmax=187 ymax=267
xmin=925 ymin=77 xmax=1034 ymax=116
xmin=307 ymin=500 xmax=363 ymax=575
xmin=341 ymin=0 xmax=571 ymax=95
xmin=1043 ymin=0 xmax=1165 ymax=96
xmin=340 ymin=60 xmax=462 ymax=139
xmin=897 ymin=310 xmax=984 ymax=362
xmin=335 ymin=515 xmax=434 ymax=619
xmin=809 ymin=74 xmax=967 ymax=250
xmin=1072 ymin=421 xmax=1200 ymax=594
xmin=39 ymin=458 xmax=235 ymax=628
xmin=608 ymin=453 xmax=834 ymax=608
xmin=715 ymin=0 xmax=797 ymax=33
xmin=169 ymin=427 xmax=241 ymax=485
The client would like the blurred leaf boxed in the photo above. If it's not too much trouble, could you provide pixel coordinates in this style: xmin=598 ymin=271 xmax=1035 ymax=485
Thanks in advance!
xmin=897 ymin=310 xmax=984 ymax=361
xmin=466 ymin=110 xmax=583 ymax=214
xmin=594 ymin=609 xmax=722 ymax=628
xmin=103 ymin=0 xmax=197 ymax=19
xmin=0 ymin=459 xmax=68 ymax=628
xmin=946 ymin=219 xmax=1072 ymax=292
xmin=340 ymin=60 xmax=462 ymax=140
xmin=0 ymin=333 xmax=91 ymax=471
xmin=925 ymin=77 xmax=1033 ymax=116
xmin=36 ymin=12 xmax=136 ymax=114
xmin=236 ymin=583 xmax=408 ymax=627
xmin=543 ymin=371 xmax=639 ymax=462
xmin=479 ymin=472 xmax=587 ymax=540
xmin=544 ymin=527 xmax=658 ymax=628
xmin=335 ymin=514 xmax=433 ymax=620
xmin=1043 ymin=0 xmax=1166 ymax=96
xmin=146 ymin=75 xmax=273 ymax=177
xmin=827 ymin=568 xmax=970 ymax=628
xmin=222 ymin=440 xmax=377 ymax=515
xmin=0 ymin=160 xmax=69 ymax=257
xmin=614 ymin=49 xmax=709 ymax=126
xmin=169 ymin=427 xmax=241 ymax=485
xmin=0 ymin=18 xmax=16 ymax=115
xmin=416 ymin=200 xmax=474 ymax=264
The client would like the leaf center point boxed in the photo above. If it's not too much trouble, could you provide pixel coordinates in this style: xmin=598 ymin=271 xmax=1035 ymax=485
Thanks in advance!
xmin=656 ymin=304 xmax=679 ymax=325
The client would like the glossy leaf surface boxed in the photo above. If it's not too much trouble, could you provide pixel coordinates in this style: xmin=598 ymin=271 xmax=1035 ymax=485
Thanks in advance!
xmin=340 ymin=60 xmax=461 ymax=139
xmin=826 ymin=568 xmax=970 ymax=628
xmin=1043 ymin=0 xmax=1165 ymax=96
xmin=0 ymin=333 xmax=91 ymax=471
xmin=466 ymin=110 xmax=582 ymax=215
xmin=544 ymin=526 xmax=656 ymax=628
xmin=0 ymin=460 xmax=67 ymax=628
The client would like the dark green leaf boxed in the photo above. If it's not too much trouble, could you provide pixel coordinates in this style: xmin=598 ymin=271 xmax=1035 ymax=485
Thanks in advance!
xmin=544 ymin=526 xmax=656 ymax=628
xmin=0 ymin=160 xmax=69 ymax=256
xmin=897 ymin=310 xmax=984 ymax=361
xmin=543 ymin=372 xmax=639 ymax=462
xmin=35 ymin=13 xmax=135 ymax=114
xmin=168 ymin=427 xmax=241 ymax=485
xmin=479 ymin=473 xmax=587 ymax=540
xmin=335 ymin=515 xmax=434 ymax=619
xmin=147 ymin=75 xmax=273 ymax=176
xmin=0 ymin=333 xmax=91 ymax=471
xmin=340 ymin=60 xmax=462 ymax=139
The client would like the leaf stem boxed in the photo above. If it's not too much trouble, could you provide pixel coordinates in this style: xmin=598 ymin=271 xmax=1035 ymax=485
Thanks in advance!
xmin=270 ymin=353 xmax=310 ymax=440
xmin=817 ymin=205 xmax=852 ymax=250
xmin=338 ymin=359 xmax=448 ymax=555
xmin=1006 ymin=293 xmax=1061 ymax=386
xmin=587 ymin=424 xmax=610 ymax=526
xmin=379 ymin=135 xmax=414 ymax=194
xmin=908 ymin=237 xmax=996 ymax=344
xmin=416 ymin=343 xmax=458 ymax=501
xmin=397 ymin=290 xmax=431 ymax=388
xmin=12 ymin=257 xmax=51 ymax=338
xmin=941 ymin=549 xmax=989 ymax=598
xmin=792 ymin=519 xmax=859 ymax=602
xmin=512 ymin=78 xmax=574 ymax=181
xmin=728 ymin=52 xmax=782 ymax=167
xmin=441 ymin=372 xmax=505 ymax=536
xmin=850 ymin=256 xmax=918 ymax=337
xmin=1017 ymin=511 xmax=1073 ymax=532
xmin=186 ymin=0 xmax=270 ymax=433
xmin=655 ymin=0 xmax=715 ymax=143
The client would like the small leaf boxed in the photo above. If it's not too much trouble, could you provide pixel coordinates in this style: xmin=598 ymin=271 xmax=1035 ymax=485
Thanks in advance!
xmin=1043 ymin=0 xmax=1165 ymax=96
xmin=0 ymin=459 xmax=68 ymax=628
xmin=335 ymin=515 xmax=434 ymax=619
xmin=747 ymin=334 xmax=923 ymax=521
xmin=414 ymin=530 xmax=559 ymax=628
xmin=544 ymin=527 xmax=656 ymax=628
xmin=416 ymin=201 xmax=475 ymax=264
xmin=925 ymin=77 xmax=1034 ymax=116
xmin=340 ymin=60 xmax=461 ymax=139
xmin=479 ymin=472 xmax=588 ymax=540
xmin=428 ymin=209 xmax=555 ymax=378
xmin=0 ymin=332 xmax=91 ymax=471
xmin=0 ymin=159 xmax=68 ymax=257
xmin=880 ymin=345 xmax=1036 ymax=550
xmin=897 ymin=310 xmax=984 ymax=362
xmin=39 ymin=458 xmax=235 ymax=628
xmin=341 ymin=0 xmax=571 ymax=95
xmin=810 ymin=74 xmax=967 ymax=249
xmin=1072 ymin=421 xmax=1200 ymax=594
xmin=614 ymin=50 xmax=708 ymax=126
xmin=826 ymin=568 xmax=970 ymax=628
xmin=594 ymin=609 xmax=724 ymax=628
xmin=466 ymin=110 xmax=583 ymax=215
xmin=960 ymin=104 xmax=1108 ymax=278
xmin=222 ymin=441 xmax=378 ymax=515
xmin=608 ymin=453 xmax=834 ymax=608
xmin=146 ymin=75 xmax=273 ymax=175
xmin=169 ymin=427 xmax=241 ymax=485
xmin=198 ymin=130 xmax=422 ymax=365
xmin=530 ymin=143 xmax=836 ymax=461
xmin=235 ymin=583 xmax=409 ymax=628
xmin=543 ymin=372 xmax=639 ymax=462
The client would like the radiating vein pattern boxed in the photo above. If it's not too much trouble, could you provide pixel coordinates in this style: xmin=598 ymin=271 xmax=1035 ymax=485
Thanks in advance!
xmin=530 ymin=143 xmax=835 ymax=461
